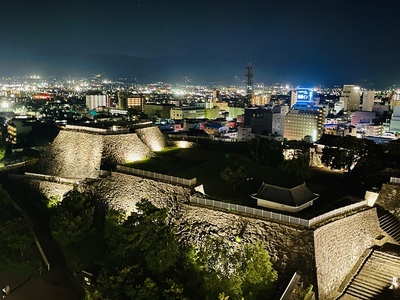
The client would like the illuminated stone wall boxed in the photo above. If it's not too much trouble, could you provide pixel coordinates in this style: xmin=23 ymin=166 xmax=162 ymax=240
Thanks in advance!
xmin=37 ymin=130 xmax=104 ymax=178
xmin=173 ymin=204 xmax=316 ymax=286
xmin=90 ymin=172 xmax=317 ymax=286
xmin=375 ymin=183 xmax=400 ymax=218
xmin=90 ymin=172 xmax=190 ymax=215
xmin=27 ymin=180 xmax=74 ymax=201
xmin=19 ymin=168 xmax=387 ymax=297
xmin=313 ymin=208 xmax=383 ymax=299
xmin=37 ymin=126 xmax=165 ymax=178
xmin=22 ymin=171 xmax=316 ymax=286
xmin=102 ymin=134 xmax=153 ymax=167
xmin=136 ymin=127 xmax=166 ymax=152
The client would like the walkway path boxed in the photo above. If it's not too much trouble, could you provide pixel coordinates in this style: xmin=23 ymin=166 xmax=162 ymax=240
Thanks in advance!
xmin=0 ymin=173 xmax=84 ymax=300
xmin=0 ymin=271 xmax=81 ymax=300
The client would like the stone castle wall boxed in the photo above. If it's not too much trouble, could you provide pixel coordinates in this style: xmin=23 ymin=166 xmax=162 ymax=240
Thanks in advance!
xmin=313 ymin=208 xmax=383 ymax=299
xmin=102 ymin=134 xmax=153 ymax=167
xmin=136 ymin=127 xmax=167 ymax=151
xmin=21 ymin=170 xmax=389 ymax=299
xmin=375 ymin=183 xmax=400 ymax=218
xmin=37 ymin=130 xmax=104 ymax=178
xmin=174 ymin=204 xmax=317 ymax=286
xmin=37 ymin=127 xmax=163 ymax=178
xmin=24 ymin=172 xmax=317 ymax=287
xmin=90 ymin=172 xmax=190 ymax=215
xmin=26 ymin=179 xmax=74 ymax=201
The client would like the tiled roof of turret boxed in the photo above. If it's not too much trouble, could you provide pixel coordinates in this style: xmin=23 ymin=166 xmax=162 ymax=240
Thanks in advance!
xmin=254 ymin=182 xmax=319 ymax=207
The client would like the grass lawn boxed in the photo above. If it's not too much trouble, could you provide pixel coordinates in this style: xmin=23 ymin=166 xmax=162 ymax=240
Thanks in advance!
xmin=126 ymin=145 xmax=350 ymax=213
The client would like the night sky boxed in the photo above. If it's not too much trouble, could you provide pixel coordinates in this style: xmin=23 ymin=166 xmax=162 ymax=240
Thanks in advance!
xmin=1 ymin=0 xmax=400 ymax=87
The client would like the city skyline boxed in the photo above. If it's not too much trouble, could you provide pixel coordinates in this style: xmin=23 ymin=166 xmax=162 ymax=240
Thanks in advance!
xmin=1 ymin=0 xmax=399 ymax=88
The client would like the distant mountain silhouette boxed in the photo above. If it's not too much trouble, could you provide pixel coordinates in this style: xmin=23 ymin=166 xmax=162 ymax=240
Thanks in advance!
xmin=0 ymin=50 xmax=252 ymax=85
xmin=0 ymin=50 xmax=397 ymax=88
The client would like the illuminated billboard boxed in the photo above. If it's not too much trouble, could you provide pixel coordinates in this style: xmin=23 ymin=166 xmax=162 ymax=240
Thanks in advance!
xmin=296 ymin=89 xmax=313 ymax=102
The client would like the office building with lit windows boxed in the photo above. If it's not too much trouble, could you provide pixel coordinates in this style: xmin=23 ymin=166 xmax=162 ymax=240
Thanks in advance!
xmin=86 ymin=94 xmax=109 ymax=110
xmin=118 ymin=92 xmax=146 ymax=112
xmin=170 ymin=106 xmax=205 ymax=120
xmin=283 ymin=88 xmax=325 ymax=142
xmin=340 ymin=85 xmax=361 ymax=111
xmin=390 ymin=106 xmax=400 ymax=133
xmin=284 ymin=102 xmax=325 ymax=142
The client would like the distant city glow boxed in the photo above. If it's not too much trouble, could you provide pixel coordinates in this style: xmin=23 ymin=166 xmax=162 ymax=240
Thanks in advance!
xmin=173 ymin=89 xmax=186 ymax=95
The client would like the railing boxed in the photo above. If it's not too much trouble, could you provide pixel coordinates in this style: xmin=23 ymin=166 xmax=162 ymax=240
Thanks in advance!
xmin=10 ymin=200 xmax=50 ymax=271
xmin=190 ymin=196 xmax=310 ymax=226
xmin=278 ymin=272 xmax=301 ymax=300
xmin=0 ymin=161 xmax=28 ymax=171
xmin=64 ymin=124 xmax=130 ymax=135
xmin=116 ymin=165 xmax=197 ymax=187
xmin=24 ymin=172 xmax=84 ymax=184
xmin=390 ymin=177 xmax=400 ymax=184
xmin=308 ymin=201 xmax=368 ymax=226
xmin=189 ymin=196 xmax=368 ymax=228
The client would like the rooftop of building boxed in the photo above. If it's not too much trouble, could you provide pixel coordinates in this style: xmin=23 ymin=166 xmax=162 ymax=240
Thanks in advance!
xmin=252 ymin=182 xmax=319 ymax=207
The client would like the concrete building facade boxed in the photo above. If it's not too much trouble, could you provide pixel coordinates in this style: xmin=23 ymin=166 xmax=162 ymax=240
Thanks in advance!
xmin=284 ymin=103 xmax=325 ymax=142
xmin=390 ymin=106 xmax=400 ymax=133
xmin=340 ymin=85 xmax=361 ymax=111
xmin=86 ymin=94 xmax=109 ymax=110
xmin=362 ymin=90 xmax=375 ymax=111
xmin=170 ymin=106 xmax=205 ymax=120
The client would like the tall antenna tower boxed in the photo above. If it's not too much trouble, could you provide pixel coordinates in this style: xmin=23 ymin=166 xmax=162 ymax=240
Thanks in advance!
xmin=245 ymin=64 xmax=254 ymax=104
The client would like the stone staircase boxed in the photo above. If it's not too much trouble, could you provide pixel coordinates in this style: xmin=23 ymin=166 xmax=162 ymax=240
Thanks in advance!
xmin=339 ymin=250 xmax=400 ymax=299
xmin=379 ymin=212 xmax=400 ymax=243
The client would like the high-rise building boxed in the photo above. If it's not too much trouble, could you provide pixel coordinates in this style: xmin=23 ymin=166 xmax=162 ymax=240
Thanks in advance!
xmin=290 ymin=90 xmax=297 ymax=108
xmin=250 ymin=106 xmax=287 ymax=136
xmin=340 ymin=85 xmax=361 ymax=111
xmin=362 ymin=91 xmax=375 ymax=111
xmin=390 ymin=92 xmax=400 ymax=110
xmin=389 ymin=106 xmax=400 ymax=133
xmin=284 ymin=102 xmax=325 ymax=142
xmin=86 ymin=94 xmax=109 ymax=110
xmin=251 ymin=95 xmax=270 ymax=106
xmin=117 ymin=92 xmax=146 ymax=112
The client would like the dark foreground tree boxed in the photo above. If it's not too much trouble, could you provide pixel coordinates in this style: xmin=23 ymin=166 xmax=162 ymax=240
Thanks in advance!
xmin=220 ymin=164 xmax=247 ymax=190
xmin=321 ymin=136 xmax=375 ymax=173
xmin=192 ymin=238 xmax=278 ymax=300
xmin=247 ymin=138 xmax=284 ymax=167
xmin=0 ymin=140 xmax=6 ymax=161
xmin=50 ymin=186 xmax=108 ymax=270
xmin=0 ymin=218 xmax=33 ymax=262
xmin=84 ymin=199 xmax=278 ymax=300
xmin=50 ymin=187 xmax=95 ymax=247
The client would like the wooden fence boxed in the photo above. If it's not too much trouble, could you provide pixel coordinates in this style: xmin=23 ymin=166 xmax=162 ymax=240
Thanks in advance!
xmin=116 ymin=165 xmax=197 ymax=187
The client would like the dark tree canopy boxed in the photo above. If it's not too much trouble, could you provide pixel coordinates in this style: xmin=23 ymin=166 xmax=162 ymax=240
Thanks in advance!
xmin=248 ymin=138 xmax=284 ymax=167
xmin=321 ymin=136 xmax=376 ymax=173
xmin=220 ymin=164 xmax=247 ymax=190
xmin=77 ymin=198 xmax=279 ymax=300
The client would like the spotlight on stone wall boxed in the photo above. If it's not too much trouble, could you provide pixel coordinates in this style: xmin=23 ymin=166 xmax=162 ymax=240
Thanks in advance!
xmin=176 ymin=141 xmax=193 ymax=149
xmin=136 ymin=127 xmax=166 ymax=152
